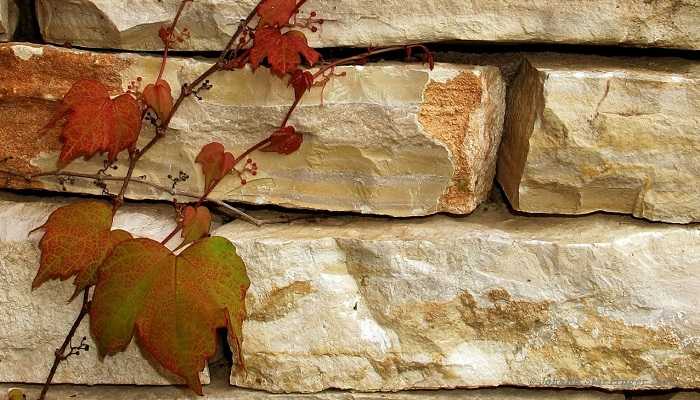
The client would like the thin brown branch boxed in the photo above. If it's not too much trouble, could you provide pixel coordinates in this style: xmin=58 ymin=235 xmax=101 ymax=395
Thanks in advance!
xmin=313 ymin=45 xmax=431 ymax=80
xmin=37 ymin=289 xmax=91 ymax=400
xmin=157 ymin=0 xmax=193 ymax=81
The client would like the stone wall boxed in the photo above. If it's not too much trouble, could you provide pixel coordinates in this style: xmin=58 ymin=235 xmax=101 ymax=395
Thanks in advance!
xmin=0 ymin=1 xmax=698 ymax=399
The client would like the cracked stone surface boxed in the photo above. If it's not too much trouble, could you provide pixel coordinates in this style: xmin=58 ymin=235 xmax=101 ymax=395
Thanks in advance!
xmin=217 ymin=202 xmax=700 ymax=393
xmin=0 ymin=43 xmax=505 ymax=217
xmin=0 ymin=193 xmax=209 ymax=385
xmin=35 ymin=0 xmax=700 ymax=51
xmin=498 ymin=54 xmax=700 ymax=223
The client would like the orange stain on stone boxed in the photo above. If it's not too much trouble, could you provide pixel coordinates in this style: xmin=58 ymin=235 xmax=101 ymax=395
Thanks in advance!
xmin=0 ymin=44 xmax=131 ymax=187
xmin=419 ymin=71 xmax=483 ymax=212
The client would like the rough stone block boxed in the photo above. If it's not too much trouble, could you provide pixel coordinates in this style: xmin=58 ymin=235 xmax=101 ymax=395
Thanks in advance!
xmin=219 ymin=204 xmax=700 ymax=392
xmin=498 ymin=54 xmax=700 ymax=223
xmin=0 ymin=43 xmax=505 ymax=217
xmin=35 ymin=0 xmax=700 ymax=50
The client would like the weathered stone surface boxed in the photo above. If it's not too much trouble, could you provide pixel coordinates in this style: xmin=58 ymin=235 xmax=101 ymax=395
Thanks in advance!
xmin=0 ymin=0 xmax=17 ymax=41
xmin=1 ymin=194 xmax=699 ymax=390
xmin=0 ymin=382 xmax=624 ymax=400
xmin=36 ymin=0 xmax=700 ymax=51
xmin=0 ymin=43 xmax=505 ymax=217
xmin=0 ymin=1 xmax=7 ymax=36
xmin=0 ymin=194 xmax=210 ymax=385
xmin=219 ymin=203 xmax=700 ymax=393
xmin=498 ymin=54 xmax=700 ymax=224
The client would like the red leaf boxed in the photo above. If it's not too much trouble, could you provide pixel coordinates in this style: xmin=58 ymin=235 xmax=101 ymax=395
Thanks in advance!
xmin=31 ymin=201 xmax=132 ymax=300
xmin=257 ymin=0 xmax=297 ymax=27
xmin=142 ymin=79 xmax=174 ymax=121
xmin=250 ymin=27 xmax=320 ymax=77
xmin=260 ymin=126 xmax=303 ymax=155
xmin=288 ymin=69 xmax=314 ymax=101
xmin=195 ymin=143 xmax=235 ymax=192
xmin=180 ymin=206 xmax=212 ymax=247
xmin=42 ymin=79 xmax=142 ymax=167
xmin=90 ymin=237 xmax=250 ymax=395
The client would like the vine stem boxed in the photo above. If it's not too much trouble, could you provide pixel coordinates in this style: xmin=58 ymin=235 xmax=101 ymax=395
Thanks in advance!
xmin=37 ymin=289 xmax=91 ymax=400
xmin=156 ymin=0 xmax=192 ymax=82
xmin=313 ymin=44 xmax=431 ymax=80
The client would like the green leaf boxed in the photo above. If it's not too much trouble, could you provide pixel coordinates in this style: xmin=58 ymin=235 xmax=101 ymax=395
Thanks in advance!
xmin=90 ymin=237 xmax=250 ymax=394
xmin=32 ymin=201 xmax=132 ymax=300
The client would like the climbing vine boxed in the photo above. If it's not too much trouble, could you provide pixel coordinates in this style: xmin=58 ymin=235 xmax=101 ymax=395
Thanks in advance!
xmin=0 ymin=0 xmax=432 ymax=398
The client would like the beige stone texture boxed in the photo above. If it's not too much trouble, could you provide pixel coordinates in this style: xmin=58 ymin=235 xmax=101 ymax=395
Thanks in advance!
xmin=35 ymin=0 xmax=700 ymax=50
xmin=216 ymin=203 xmax=700 ymax=392
xmin=0 ymin=382 xmax=624 ymax=400
xmin=0 ymin=194 xmax=209 ymax=385
xmin=0 ymin=0 xmax=17 ymax=41
xmin=0 ymin=43 xmax=505 ymax=217
xmin=1 ymin=193 xmax=698 ymax=390
xmin=498 ymin=54 xmax=700 ymax=223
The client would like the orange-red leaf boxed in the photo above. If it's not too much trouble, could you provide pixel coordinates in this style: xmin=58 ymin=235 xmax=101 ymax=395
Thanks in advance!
xmin=195 ymin=143 xmax=235 ymax=192
xmin=32 ymin=201 xmax=132 ymax=300
xmin=42 ymin=79 xmax=142 ymax=167
xmin=288 ymin=69 xmax=314 ymax=101
xmin=142 ymin=79 xmax=174 ymax=121
xmin=90 ymin=237 xmax=250 ymax=395
xmin=250 ymin=27 xmax=320 ymax=77
xmin=181 ymin=206 xmax=212 ymax=247
xmin=257 ymin=0 xmax=297 ymax=27
xmin=260 ymin=126 xmax=303 ymax=155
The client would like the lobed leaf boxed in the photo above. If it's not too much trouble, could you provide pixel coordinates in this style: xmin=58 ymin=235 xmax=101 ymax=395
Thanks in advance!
xmin=143 ymin=79 xmax=174 ymax=121
xmin=257 ymin=0 xmax=297 ymax=27
xmin=250 ymin=27 xmax=320 ymax=77
xmin=42 ymin=79 xmax=142 ymax=167
xmin=195 ymin=143 xmax=235 ymax=193
xmin=180 ymin=206 xmax=212 ymax=248
xmin=260 ymin=126 xmax=303 ymax=155
xmin=288 ymin=69 xmax=314 ymax=101
xmin=90 ymin=237 xmax=250 ymax=394
xmin=32 ymin=201 xmax=132 ymax=300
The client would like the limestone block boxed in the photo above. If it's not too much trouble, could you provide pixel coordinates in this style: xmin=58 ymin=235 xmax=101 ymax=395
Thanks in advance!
xmin=0 ymin=43 xmax=505 ymax=217
xmin=498 ymin=54 xmax=700 ymax=223
xmin=0 ymin=383 xmax=625 ymax=400
xmin=1 ymin=193 xmax=698 ymax=390
xmin=0 ymin=194 xmax=209 ymax=385
xmin=218 ymin=204 xmax=700 ymax=392
xmin=35 ymin=0 xmax=700 ymax=50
